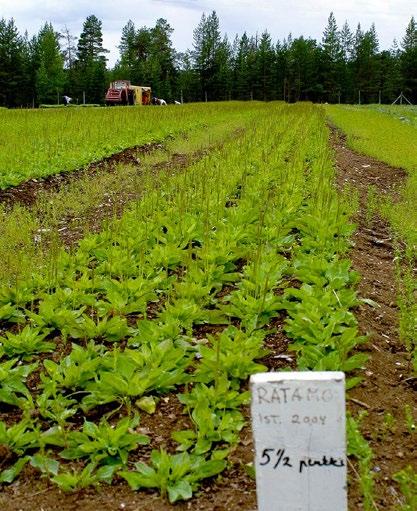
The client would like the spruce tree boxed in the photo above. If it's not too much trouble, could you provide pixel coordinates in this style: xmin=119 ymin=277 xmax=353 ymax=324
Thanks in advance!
xmin=379 ymin=45 xmax=402 ymax=102
xmin=339 ymin=21 xmax=354 ymax=102
xmin=353 ymin=24 xmax=380 ymax=103
xmin=0 ymin=18 xmax=26 ymax=107
xmin=149 ymin=18 xmax=176 ymax=100
xmin=401 ymin=17 xmax=417 ymax=102
xmin=256 ymin=31 xmax=276 ymax=100
xmin=287 ymin=37 xmax=320 ymax=102
xmin=75 ymin=15 xmax=108 ymax=104
xmin=35 ymin=23 xmax=65 ymax=104
xmin=192 ymin=11 xmax=222 ymax=100
xmin=321 ymin=12 xmax=343 ymax=102
xmin=118 ymin=20 xmax=136 ymax=79
xmin=233 ymin=33 xmax=251 ymax=100
xmin=213 ymin=35 xmax=233 ymax=100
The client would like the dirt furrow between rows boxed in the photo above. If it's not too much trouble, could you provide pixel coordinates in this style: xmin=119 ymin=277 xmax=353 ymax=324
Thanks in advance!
xmin=331 ymin=128 xmax=416 ymax=510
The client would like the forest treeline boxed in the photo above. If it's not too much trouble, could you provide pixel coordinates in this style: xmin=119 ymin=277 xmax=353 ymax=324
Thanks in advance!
xmin=0 ymin=11 xmax=416 ymax=107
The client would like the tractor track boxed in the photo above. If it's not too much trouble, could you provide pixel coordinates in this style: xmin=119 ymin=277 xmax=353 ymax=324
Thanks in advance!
xmin=0 ymin=141 xmax=164 ymax=209
xmin=331 ymin=126 xmax=417 ymax=510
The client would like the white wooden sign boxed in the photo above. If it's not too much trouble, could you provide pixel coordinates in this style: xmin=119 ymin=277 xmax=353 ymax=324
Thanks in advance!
xmin=250 ymin=372 xmax=347 ymax=511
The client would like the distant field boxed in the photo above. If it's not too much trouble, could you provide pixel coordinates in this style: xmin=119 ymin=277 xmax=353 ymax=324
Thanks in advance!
xmin=365 ymin=104 xmax=417 ymax=127
xmin=0 ymin=102 xmax=266 ymax=188
xmin=326 ymin=104 xmax=417 ymax=172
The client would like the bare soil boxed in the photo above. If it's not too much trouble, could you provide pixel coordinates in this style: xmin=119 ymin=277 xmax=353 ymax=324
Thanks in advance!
xmin=0 ymin=128 xmax=415 ymax=510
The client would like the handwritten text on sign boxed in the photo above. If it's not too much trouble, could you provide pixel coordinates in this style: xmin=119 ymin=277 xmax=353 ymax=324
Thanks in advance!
xmin=250 ymin=372 xmax=347 ymax=511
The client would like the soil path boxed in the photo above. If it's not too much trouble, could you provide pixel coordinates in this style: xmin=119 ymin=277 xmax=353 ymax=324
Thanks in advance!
xmin=332 ymin=127 xmax=417 ymax=510
xmin=0 ymin=142 xmax=163 ymax=209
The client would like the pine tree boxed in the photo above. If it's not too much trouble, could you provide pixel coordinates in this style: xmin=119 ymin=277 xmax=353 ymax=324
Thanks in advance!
xmin=20 ymin=32 xmax=38 ymax=107
xmin=275 ymin=40 xmax=290 ymax=101
xmin=61 ymin=26 xmax=77 ymax=69
xmin=60 ymin=26 xmax=77 ymax=99
xmin=129 ymin=26 xmax=152 ymax=85
xmin=339 ymin=21 xmax=354 ymax=102
xmin=177 ymin=50 xmax=199 ymax=102
xmin=213 ymin=35 xmax=233 ymax=100
xmin=340 ymin=21 xmax=354 ymax=62
xmin=379 ymin=46 xmax=402 ymax=102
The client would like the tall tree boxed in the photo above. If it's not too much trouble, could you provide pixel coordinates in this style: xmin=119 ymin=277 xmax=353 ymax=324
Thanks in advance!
xmin=61 ymin=26 xmax=77 ymax=69
xmin=321 ymin=12 xmax=343 ymax=102
xmin=353 ymin=23 xmax=381 ymax=103
xmin=0 ymin=18 xmax=26 ymax=107
xmin=339 ymin=21 xmax=355 ymax=102
xmin=287 ymin=37 xmax=320 ymax=102
xmin=255 ymin=31 xmax=276 ymax=100
xmin=117 ymin=19 xmax=136 ymax=79
xmin=192 ymin=11 xmax=222 ymax=100
xmin=176 ymin=50 xmax=199 ymax=102
xmin=75 ymin=15 xmax=109 ymax=103
xmin=35 ymin=23 xmax=65 ymax=104
xmin=379 ymin=45 xmax=402 ymax=103
xmin=401 ymin=17 xmax=417 ymax=102
xmin=233 ymin=32 xmax=251 ymax=100
xmin=148 ymin=18 xmax=177 ymax=99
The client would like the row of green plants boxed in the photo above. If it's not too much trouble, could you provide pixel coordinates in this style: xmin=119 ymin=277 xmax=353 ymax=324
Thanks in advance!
xmin=0 ymin=107 xmax=255 ymax=288
xmin=0 ymin=101 xmax=268 ymax=189
xmin=0 ymin=103 xmax=366 ymax=504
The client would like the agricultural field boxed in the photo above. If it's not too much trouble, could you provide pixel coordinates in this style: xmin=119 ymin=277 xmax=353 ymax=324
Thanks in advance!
xmin=0 ymin=102 xmax=262 ymax=188
xmin=0 ymin=102 xmax=415 ymax=510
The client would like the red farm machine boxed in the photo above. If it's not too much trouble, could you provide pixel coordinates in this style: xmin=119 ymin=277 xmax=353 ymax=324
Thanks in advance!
xmin=105 ymin=80 xmax=151 ymax=106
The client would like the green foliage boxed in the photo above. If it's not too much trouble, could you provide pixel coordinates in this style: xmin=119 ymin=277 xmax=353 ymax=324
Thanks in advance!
xmin=30 ymin=453 xmax=60 ymax=477
xmin=347 ymin=413 xmax=376 ymax=511
xmin=35 ymin=23 xmax=65 ymax=104
xmin=82 ymin=342 xmax=191 ymax=410
xmin=393 ymin=466 xmax=417 ymax=511
xmin=40 ymin=342 xmax=102 ymax=392
xmin=0 ymin=359 xmax=36 ymax=408
xmin=404 ymin=405 xmax=416 ymax=434
xmin=172 ymin=403 xmax=242 ymax=453
xmin=195 ymin=326 xmax=267 ymax=383
xmin=59 ymin=415 xmax=149 ymax=464
xmin=328 ymin=105 xmax=417 ymax=370
xmin=0 ymin=456 xmax=30 ymax=484
xmin=120 ymin=449 xmax=226 ymax=503
xmin=52 ymin=462 xmax=117 ymax=491
xmin=0 ymin=326 xmax=54 ymax=360
xmin=0 ymin=102 xmax=259 ymax=189
xmin=221 ymin=254 xmax=287 ymax=332
xmin=0 ymin=418 xmax=40 ymax=455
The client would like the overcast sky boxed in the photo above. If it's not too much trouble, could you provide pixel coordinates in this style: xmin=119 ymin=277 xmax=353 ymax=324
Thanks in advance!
xmin=0 ymin=0 xmax=414 ymax=65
